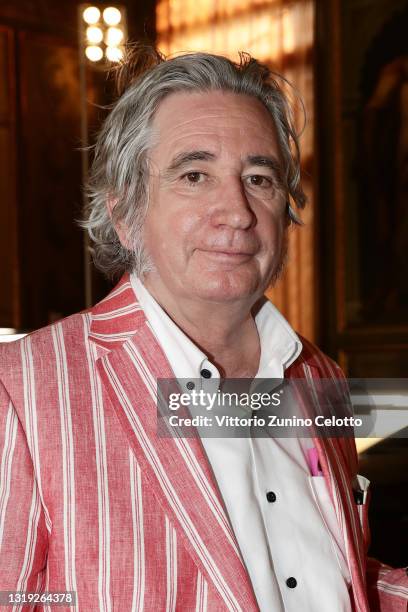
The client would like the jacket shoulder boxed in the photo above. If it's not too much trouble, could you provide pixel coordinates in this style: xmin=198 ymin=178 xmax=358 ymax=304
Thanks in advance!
xmin=0 ymin=310 xmax=90 ymax=374
xmin=288 ymin=334 xmax=345 ymax=380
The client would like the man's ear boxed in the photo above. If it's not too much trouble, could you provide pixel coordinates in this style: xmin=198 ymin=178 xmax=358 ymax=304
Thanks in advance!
xmin=107 ymin=197 xmax=132 ymax=249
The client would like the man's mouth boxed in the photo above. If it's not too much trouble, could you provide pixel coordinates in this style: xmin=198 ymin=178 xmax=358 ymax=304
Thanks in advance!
xmin=199 ymin=249 xmax=255 ymax=261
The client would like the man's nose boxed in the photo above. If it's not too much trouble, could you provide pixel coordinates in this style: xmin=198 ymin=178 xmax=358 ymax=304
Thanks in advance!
xmin=210 ymin=178 xmax=255 ymax=230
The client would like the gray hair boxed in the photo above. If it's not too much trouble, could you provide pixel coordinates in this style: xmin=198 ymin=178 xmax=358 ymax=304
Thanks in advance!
xmin=81 ymin=45 xmax=307 ymax=280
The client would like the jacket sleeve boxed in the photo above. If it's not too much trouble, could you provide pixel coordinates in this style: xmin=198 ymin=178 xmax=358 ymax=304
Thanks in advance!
xmin=366 ymin=556 xmax=408 ymax=611
xmin=342 ymin=397 xmax=408 ymax=610
xmin=344 ymin=409 xmax=408 ymax=610
xmin=312 ymin=350 xmax=408 ymax=610
xmin=0 ymin=379 xmax=49 ymax=595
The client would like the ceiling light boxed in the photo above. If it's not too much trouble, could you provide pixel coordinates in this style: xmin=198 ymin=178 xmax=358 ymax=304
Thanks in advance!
xmin=105 ymin=26 xmax=124 ymax=46
xmin=103 ymin=7 xmax=121 ymax=26
xmin=86 ymin=26 xmax=103 ymax=44
xmin=105 ymin=45 xmax=124 ymax=62
xmin=85 ymin=45 xmax=104 ymax=61
xmin=82 ymin=6 xmax=101 ymax=24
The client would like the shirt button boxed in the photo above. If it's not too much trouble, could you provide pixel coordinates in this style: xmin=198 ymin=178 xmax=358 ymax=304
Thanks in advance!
xmin=286 ymin=577 xmax=297 ymax=589
xmin=266 ymin=491 xmax=277 ymax=503
xmin=200 ymin=369 xmax=212 ymax=379
xmin=186 ymin=381 xmax=195 ymax=390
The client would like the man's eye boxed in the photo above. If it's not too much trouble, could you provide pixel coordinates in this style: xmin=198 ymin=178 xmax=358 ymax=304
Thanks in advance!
xmin=181 ymin=172 xmax=206 ymax=184
xmin=245 ymin=175 xmax=274 ymax=188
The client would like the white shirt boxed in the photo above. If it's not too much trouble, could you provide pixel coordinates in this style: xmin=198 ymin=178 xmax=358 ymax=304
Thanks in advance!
xmin=130 ymin=273 xmax=352 ymax=611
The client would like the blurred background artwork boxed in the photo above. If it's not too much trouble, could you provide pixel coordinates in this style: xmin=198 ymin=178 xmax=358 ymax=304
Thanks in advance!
xmin=0 ymin=0 xmax=406 ymax=567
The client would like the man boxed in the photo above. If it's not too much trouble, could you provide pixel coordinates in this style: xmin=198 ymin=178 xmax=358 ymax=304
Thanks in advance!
xmin=0 ymin=47 xmax=406 ymax=611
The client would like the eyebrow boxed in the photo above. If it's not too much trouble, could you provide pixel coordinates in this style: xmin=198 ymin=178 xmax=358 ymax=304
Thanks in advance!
xmin=163 ymin=150 xmax=285 ymax=186
xmin=246 ymin=155 xmax=285 ymax=186
xmin=163 ymin=150 xmax=216 ymax=177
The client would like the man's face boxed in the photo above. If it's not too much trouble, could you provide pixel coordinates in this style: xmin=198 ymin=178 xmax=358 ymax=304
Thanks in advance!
xmin=142 ymin=89 xmax=288 ymax=304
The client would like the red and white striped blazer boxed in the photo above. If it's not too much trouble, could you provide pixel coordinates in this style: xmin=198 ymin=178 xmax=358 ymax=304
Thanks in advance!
xmin=0 ymin=274 xmax=407 ymax=611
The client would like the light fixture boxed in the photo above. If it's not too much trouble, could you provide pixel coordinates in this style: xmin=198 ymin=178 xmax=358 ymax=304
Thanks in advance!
xmin=103 ymin=7 xmax=122 ymax=26
xmin=81 ymin=5 xmax=126 ymax=64
xmin=105 ymin=46 xmax=124 ymax=62
xmin=105 ymin=26 xmax=124 ymax=46
xmin=78 ymin=5 xmax=128 ymax=306
xmin=82 ymin=6 xmax=101 ymax=24
xmin=85 ymin=45 xmax=104 ymax=62
xmin=86 ymin=26 xmax=103 ymax=44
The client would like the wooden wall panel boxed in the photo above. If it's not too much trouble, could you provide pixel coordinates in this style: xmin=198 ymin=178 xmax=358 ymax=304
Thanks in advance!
xmin=0 ymin=0 xmax=157 ymax=329
xmin=316 ymin=0 xmax=408 ymax=368
xmin=0 ymin=26 xmax=19 ymax=328
xmin=18 ymin=32 xmax=84 ymax=328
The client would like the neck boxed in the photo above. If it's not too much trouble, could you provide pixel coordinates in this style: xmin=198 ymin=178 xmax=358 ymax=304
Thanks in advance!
xmin=141 ymin=275 xmax=262 ymax=378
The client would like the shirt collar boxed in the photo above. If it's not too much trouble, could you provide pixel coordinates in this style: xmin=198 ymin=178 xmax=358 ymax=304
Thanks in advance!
xmin=130 ymin=273 xmax=302 ymax=381
xmin=254 ymin=298 xmax=302 ymax=378
xmin=131 ymin=274 xmax=208 ymax=381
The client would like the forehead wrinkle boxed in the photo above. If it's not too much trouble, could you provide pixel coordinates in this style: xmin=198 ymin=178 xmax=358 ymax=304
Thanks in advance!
xmin=158 ymin=130 xmax=279 ymax=160
xmin=153 ymin=104 xmax=276 ymax=139
xmin=151 ymin=102 xmax=282 ymax=175
xmin=164 ymin=110 xmax=269 ymax=124
xmin=153 ymin=89 xmax=278 ymax=139
xmin=159 ymin=117 xmax=277 ymax=139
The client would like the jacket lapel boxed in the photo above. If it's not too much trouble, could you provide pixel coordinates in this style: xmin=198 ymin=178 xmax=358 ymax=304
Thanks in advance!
xmin=286 ymin=351 xmax=369 ymax=612
xmin=89 ymin=275 xmax=259 ymax=612
xmin=89 ymin=275 xmax=369 ymax=611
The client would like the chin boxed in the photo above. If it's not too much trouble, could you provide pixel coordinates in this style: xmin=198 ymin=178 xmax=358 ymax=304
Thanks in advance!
xmin=191 ymin=271 xmax=263 ymax=302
